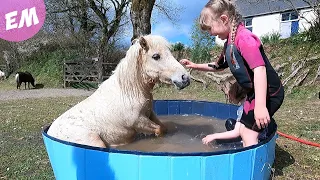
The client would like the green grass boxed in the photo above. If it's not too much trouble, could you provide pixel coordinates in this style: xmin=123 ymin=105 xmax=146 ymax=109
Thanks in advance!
xmin=0 ymin=96 xmax=86 ymax=179
xmin=0 ymin=78 xmax=15 ymax=91
xmin=0 ymin=82 xmax=319 ymax=179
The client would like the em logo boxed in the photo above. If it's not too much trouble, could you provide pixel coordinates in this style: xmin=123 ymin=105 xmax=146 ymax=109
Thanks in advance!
xmin=0 ymin=0 xmax=46 ymax=42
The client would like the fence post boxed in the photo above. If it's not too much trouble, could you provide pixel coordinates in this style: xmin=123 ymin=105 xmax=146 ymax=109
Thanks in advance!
xmin=98 ymin=57 xmax=104 ymax=85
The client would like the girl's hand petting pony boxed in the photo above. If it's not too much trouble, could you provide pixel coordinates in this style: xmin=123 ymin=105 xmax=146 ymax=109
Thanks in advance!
xmin=179 ymin=59 xmax=197 ymax=68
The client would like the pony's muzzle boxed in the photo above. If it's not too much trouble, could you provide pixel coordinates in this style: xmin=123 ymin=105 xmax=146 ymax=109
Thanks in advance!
xmin=172 ymin=74 xmax=190 ymax=90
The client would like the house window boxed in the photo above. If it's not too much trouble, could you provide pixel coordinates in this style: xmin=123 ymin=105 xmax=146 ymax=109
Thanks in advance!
xmin=244 ymin=18 xmax=253 ymax=31
xmin=281 ymin=11 xmax=299 ymax=21
xmin=280 ymin=11 xmax=300 ymax=38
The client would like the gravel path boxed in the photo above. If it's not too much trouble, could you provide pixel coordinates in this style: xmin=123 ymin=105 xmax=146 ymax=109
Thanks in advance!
xmin=0 ymin=88 xmax=94 ymax=101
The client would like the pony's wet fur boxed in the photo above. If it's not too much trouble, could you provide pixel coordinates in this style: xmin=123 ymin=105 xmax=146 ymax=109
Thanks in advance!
xmin=15 ymin=71 xmax=36 ymax=89
xmin=47 ymin=35 xmax=190 ymax=148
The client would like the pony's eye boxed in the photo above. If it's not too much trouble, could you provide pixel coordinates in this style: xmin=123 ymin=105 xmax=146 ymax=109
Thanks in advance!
xmin=152 ymin=53 xmax=160 ymax=60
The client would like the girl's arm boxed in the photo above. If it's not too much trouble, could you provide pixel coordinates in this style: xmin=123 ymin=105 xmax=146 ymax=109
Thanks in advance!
xmin=180 ymin=48 xmax=226 ymax=72
xmin=179 ymin=60 xmax=224 ymax=72
xmin=202 ymin=122 xmax=241 ymax=145
xmin=253 ymin=66 xmax=270 ymax=129
xmin=194 ymin=62 xmax=223 ymax=72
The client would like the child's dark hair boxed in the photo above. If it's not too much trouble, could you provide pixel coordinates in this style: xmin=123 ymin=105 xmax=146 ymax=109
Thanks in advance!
xmin=229 ymin=81 xmax=248 ymax=104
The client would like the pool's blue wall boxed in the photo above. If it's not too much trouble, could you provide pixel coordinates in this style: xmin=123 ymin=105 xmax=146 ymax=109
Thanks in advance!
xmin=153 ymin=100 xmax=239 ymax=120
xmin=43 ymin=100 xmax=277 ymax=180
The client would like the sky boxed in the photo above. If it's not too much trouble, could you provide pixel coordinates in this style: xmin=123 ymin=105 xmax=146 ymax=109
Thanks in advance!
xmin=151 ymin=0 xmax=207 ymax=46
xmin=121 ymin=0 xmax=208 ymax=47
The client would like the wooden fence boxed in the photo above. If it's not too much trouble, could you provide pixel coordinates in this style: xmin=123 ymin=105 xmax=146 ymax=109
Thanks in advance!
xmin=63 ymin=59 xmax=117 ymax=88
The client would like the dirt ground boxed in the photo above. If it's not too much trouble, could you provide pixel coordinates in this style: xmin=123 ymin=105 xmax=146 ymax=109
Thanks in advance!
xmin=0 ymin=88 xmax=94 ymax=101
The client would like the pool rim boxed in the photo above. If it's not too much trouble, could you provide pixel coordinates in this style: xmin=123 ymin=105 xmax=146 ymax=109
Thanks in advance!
xmin=42 ymin=100 xmax=277 ymax=157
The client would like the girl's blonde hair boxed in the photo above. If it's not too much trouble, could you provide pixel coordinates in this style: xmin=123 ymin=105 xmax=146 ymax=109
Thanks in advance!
xmin=199 ymin=0 xmax=242 ymax=44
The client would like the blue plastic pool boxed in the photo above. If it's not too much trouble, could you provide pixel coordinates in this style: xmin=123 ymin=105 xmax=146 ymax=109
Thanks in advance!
xmin=42 ymin=100 xmax=277 ymax=180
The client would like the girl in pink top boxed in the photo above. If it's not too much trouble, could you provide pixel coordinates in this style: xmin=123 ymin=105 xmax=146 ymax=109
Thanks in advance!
xmin=180 ymin=0 xmax=284 ymax=147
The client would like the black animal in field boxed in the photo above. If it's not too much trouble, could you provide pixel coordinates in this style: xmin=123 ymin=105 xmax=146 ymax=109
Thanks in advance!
xmin=15 ymin=71 xmax=36 ymax=89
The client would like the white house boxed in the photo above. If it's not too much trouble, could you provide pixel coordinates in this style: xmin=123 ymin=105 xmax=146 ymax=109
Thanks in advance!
xmin=215 ymin=0 xmax=318 ymax=46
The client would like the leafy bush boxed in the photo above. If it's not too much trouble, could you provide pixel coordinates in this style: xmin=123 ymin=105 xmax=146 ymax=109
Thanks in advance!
xmin=172 ymin=42 xmax=185 ymax=51
xmin=260 ymin=32 xmax=281 ymax=44
xmin=19 ymin=49 xmax=78 ymax=88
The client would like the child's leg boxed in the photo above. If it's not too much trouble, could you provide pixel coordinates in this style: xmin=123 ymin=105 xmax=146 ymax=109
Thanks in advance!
xmin=239 ymin=123 xmax=259 ymax=147
xmin=240 ymin=97 xmax=283 ymax=147
xmin=202 ymin=122 xmax=241 ymax=145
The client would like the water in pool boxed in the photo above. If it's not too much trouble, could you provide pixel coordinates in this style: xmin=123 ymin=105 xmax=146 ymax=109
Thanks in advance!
xmin=116 ymin=115 xmax=243 ymax=152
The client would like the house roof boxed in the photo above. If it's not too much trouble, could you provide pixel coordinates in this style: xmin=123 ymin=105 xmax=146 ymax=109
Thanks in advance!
xmin=236 ymin=0 xmax=317 ymax=18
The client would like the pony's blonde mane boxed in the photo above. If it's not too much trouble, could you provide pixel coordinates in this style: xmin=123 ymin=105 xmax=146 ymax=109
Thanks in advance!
xmin=113 ymin=42 xmax=144 ymax=98
xmin=113 ymin=35 xmax=171 ymax=99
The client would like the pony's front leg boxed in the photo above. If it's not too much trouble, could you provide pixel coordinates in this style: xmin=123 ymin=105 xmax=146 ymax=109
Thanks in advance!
xmin=134 ymin=116 xmax=163 ymax=136
xmin=149 ymin=111 xmax=167 ymax=135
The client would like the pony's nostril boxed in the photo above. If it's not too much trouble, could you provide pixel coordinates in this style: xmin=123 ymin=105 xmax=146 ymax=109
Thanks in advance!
xmin=182 ymin=74 xmax=190 ymax=83
xmin=182 ymin=74 xmax=188 ymax=81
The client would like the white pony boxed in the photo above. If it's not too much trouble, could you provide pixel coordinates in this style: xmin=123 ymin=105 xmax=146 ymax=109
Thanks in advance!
xmin=47 ymin=35 xmax=190 ymax=148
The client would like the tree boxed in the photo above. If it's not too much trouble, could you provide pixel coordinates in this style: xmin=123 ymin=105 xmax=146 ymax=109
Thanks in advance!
xmin=88 ymin=0 xmax=130 ymax=82
xmin=48 ymin=0 xmax=131 ymax=82
xmin=283 ymin=0 xmax=320 ymax=41
xmin=172 ymin=42 xmax=185 ymax=60
xmin=189 ymin=18 xmax=215 ymax=63
xmin=283 ymin=0 xmax=320 ymax=93
xmin=130 ymin=0 xmax=182 ymax=41
xmin=130 ymin=0 xmax=156 ymax=41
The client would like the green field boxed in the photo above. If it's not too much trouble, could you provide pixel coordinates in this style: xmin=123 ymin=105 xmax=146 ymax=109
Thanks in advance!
xmin=0 ymin=81 xmax=319 ymax=179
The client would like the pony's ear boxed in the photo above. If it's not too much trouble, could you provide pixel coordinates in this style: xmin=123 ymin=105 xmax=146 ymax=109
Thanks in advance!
xmin=139 ymin=37 xmax=149 ymax=52
xmin=131 ymin=38 xmax=139 ymax=45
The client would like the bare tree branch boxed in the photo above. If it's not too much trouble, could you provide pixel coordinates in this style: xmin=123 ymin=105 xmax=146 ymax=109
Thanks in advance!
xmin=49 ymin=6 xmax=82 ymax=14
xmin=89 ymin=0 xmax=108 ymax=26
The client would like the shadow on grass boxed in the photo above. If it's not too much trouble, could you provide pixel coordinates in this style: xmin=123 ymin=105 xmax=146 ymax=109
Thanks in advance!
xmin=35 ymin=84 xmax=45 ymax=89
xmin=273 ymin=144 xmax=295 ymax=177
